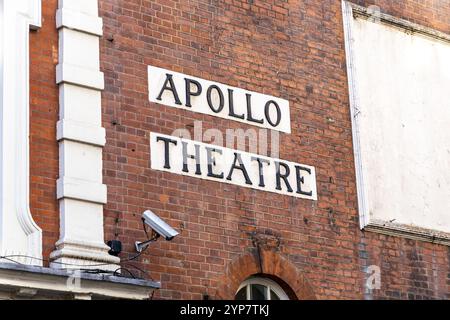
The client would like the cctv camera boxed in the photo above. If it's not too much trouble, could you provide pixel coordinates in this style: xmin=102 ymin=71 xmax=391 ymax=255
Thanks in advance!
xmin=135 ymin=210 xmax=180 ymax=253
xmin=142 ymin=210 xmax=179 ymax=241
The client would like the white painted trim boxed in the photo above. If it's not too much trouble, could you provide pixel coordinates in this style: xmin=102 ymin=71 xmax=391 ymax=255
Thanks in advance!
xmin=57 ymin=177 xmax=107 ymax=204
xmin=343 ymin=1 xmax=450 ymax=43
xmin=56 ymin=63 xmax=105 ymax=90
xmin=52 ymin=0 xmax=119 ymax=270
xmin=27 ymin=0 xmax=42 ymax=29
xmin=56 ymin=8 xmax=103 ymax=36
xmin=342 ymin=1 xmax=450 ymax=245
xmin=57 ymin=119 xmax=106 ymax=147
xmin=0 ymin=0 xmax=43 ymax=264
xmin=342 ymin=1 xmax=370 ymax=230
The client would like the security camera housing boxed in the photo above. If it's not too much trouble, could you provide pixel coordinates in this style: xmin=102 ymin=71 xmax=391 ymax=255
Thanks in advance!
xmin=142 ymin=210 xmax=179 ymax=241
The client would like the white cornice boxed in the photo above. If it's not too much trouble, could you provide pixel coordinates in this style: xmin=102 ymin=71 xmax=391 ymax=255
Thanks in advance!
xmin=0 ymin=263 xmax=160 ymax=300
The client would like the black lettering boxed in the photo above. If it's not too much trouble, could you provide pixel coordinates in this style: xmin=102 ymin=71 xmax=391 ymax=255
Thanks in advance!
xmin=246 ymin=93 xmax=264 ymax=124
xmin=275 ymin=161 xmax=293 ymax=192
xmin=185 ymin=78 xmax=202 ymax=108
xmin=251 ymin=157 xmax=271 ymax=187
xmin=295 ymin=165 xmax=313 ymax=197
xmin=156 ymin=136 xmax=178 ymax=169
xmin=182 ymin=141 xmax=201 ymax=175
xmin=156 ymin=73 xmax=182 ymax=105
xmin=206 ymin=147 xmax=224 ymax=179
xmin=265 ymin=100 xmax=282 ymax=127
xmin=228 ymin=89 xmax=245 ymax=119
xmin=207 ymin=85 xmax=225 ymax=113
xmin=227 ymin=152 xmax=252 ymax=185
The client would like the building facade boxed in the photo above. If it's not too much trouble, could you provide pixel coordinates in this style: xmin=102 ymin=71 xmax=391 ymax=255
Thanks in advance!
xmin=0 ymin=0 xmax=449 ymax=300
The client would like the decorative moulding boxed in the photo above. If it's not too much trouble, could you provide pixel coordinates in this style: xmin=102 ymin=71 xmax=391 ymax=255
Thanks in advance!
xmin=0 ymin=0 xmax=43 ymax=264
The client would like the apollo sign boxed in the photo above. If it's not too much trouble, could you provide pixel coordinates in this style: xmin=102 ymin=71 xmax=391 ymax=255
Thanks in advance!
xmin=148 ymin=66 xmax=291 ymax=133
xmin=148 ymin=65 xmax=317 ymax=200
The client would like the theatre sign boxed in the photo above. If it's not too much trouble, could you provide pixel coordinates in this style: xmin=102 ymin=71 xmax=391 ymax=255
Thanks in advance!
xmin=148 ymin=66 xmax=317 ymax=201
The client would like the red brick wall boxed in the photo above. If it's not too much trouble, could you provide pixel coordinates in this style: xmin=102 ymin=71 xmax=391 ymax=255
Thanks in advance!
xmin=29 ymin=0 xmax=450 ymax=299
xmin=29 ymin=0 xmax=59 ymax=264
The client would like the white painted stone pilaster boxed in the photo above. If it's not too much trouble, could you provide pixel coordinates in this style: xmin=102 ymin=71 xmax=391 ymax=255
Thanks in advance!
xmin=51 ymin=0 xmax=119 ymax=270
xmin=0 ymin=0 xmax=43 ymax=265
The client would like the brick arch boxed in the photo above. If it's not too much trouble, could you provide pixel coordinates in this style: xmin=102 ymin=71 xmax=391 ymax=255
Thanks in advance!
xmin=213 ymin=248 xmax=316 ymax=300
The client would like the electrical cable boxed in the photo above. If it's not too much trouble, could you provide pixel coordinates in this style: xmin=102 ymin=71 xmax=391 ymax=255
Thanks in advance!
xmin=113 ymin=267 xmax=136 ymax=279
xmin=0 ymin=218 xmax=161 ymax=280
xmin=150 ymin=288 xmax=157 ymax=300
xmin=143 ymin=218 xmax=150 ymax=238
xmin=126 ymin=233 xmax=159 ymax=262
xmin=0 ymin=239 xmax=158 ymax=280
xmin=0 ymin=256 xmax=23 ymax=265
xmin=0 ymin=255 xmax=144 ymax=279
xmin=0 ymin=255 xmax=163 ymax=285
xmin=121 ymin=262 xmax=155 ymax=281
xmin=0 ymin=255 xmax=116 ymax=268
xmin=0 ymin=237 xmax=157 ymax=268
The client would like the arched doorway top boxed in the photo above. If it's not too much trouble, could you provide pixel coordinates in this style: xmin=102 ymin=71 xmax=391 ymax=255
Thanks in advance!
xmin=214 ymin=248 xmax=316 ymax=300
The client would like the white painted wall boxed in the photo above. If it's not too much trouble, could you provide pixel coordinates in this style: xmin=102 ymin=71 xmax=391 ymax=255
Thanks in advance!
xmin=343 ymin=2 xmax=450 ymax=238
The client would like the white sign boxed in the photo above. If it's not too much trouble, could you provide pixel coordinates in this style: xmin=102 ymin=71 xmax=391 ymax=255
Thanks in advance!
xmin=148 ymin=65 xmax=292 ymax=133
xmin=150 ymin=133 xmax=317 ymax=200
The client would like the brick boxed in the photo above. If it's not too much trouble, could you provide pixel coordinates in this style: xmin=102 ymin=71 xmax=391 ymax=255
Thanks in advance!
xmin=28 ymin=0 xmax=450 ymax=300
